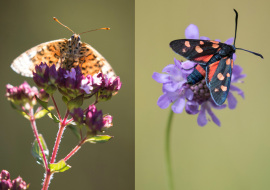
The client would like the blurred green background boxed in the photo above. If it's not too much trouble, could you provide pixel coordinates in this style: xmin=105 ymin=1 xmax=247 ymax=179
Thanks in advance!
xmin=136 ymin=0 xmax=270 ymax=190
xmin=0 ymin=0 xmax=134 ymax=189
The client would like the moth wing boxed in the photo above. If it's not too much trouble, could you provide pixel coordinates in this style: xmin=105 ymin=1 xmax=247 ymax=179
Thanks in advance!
xmin=11 ymin=39 xmax=68 ymax=77
xmin=170 ymin=39 xmax=222 ymax=64
xmin=79 ymin=42 xmax=116 ymax=79
xmin=206 ymin=57 xmax=233 ymax=105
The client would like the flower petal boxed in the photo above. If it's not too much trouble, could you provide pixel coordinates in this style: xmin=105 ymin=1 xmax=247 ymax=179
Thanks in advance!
xmin=185 ymin=88 xmax=193 ymax=100
xmin=224 ymin=37 xmax=234 ymax=45
xmin=163 ymin=82 xmax=179 ymax=92
xmin=197 ymin=105 xmax=207 ymax=126
xmin=185 ymin=100 xmax=199 ymax=114
xmin=227 ymin=92 xmax=237 ymax=109
xmin=157 ymin=94 xmax=171 ymax=109
xmin=230 ymin=85 xmax=245 ymax=99
xmin=206 ymin=107 xmax=221 ymax=126
xmin=215 ymin=39 xmax=221 ymax=42
xmin=200 ymin=36 xmax=210 ymax=40
xmin=185 ymin=24 xmax=199 ymax=39
xmin=171 ymin=97 xmax=185 ymax=113
xmin=174 ymin=58 xmax=182 ymax=69
xmin=162 ymin=64 xmax=175 ymax=73
xmin=210 ymin=100 xmax=227 ymax=110
xmin=152 ymin=72 xmax=170 ymax=83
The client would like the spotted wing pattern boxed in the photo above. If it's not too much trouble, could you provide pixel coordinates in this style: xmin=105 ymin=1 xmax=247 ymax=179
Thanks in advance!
xmin=170 ymin=39 xmax=221 ymax=64
xmin=11 ymin=38 xmax=116 ymax=79
xmin=206 ymin=57 xmax=233 ymax=105
xmin=78 ymin=42 xmax=116 ymax=79
xmin=11 ymin=39 xmax=68 ymax=77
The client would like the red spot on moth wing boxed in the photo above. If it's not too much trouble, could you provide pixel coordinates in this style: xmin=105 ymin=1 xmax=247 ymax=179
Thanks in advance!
xmin=200 ymin=41 xmax=204 ymax=45
xmin=185 ymin=41 xmax=191 ymax=47
xmin=195 ymin=64 xmax=206 ymax=77
xmin=195 ymin=46 xmax=203 ymax=53
xmin=193 ymin=54 xmax=213 ymax=63
xmin=217 ymin=73 xmax=225 ymax=80
xmin=210 ymin=40 xmax=219 ymax=44
xmin=212 ymin=44 xmax=219 ymax=48
xmin=221 ymin=85 xmax=227 ymax=92
xmin=231 ymin=59 xmax=234 ymax=69
xmin=226 ymin=58 xmax=231 ymax=65
xmin=208 ymin=61 xmax=219 ymax=82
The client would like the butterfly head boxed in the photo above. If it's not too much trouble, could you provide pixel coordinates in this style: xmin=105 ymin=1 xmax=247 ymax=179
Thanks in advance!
xmin=70 ymin=34 xmax=81 ymax=44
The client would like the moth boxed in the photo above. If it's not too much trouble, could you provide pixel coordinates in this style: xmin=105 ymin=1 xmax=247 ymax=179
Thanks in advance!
xmin=11 ymin=17 xmax=116 ymax=79
xmin=170 ymin=9 xmax=263 ymax=105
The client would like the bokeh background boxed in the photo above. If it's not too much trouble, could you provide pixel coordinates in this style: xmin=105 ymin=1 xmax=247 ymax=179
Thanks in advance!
xmin=136 ymin=0 xmax=270 ymax=190
xmin=0 ymin=0 xmax=134 ymax=189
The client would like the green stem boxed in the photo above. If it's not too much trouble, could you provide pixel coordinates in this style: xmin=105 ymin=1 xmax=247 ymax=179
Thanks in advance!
xmin=165 ymin=109 xmax=174 ymax=190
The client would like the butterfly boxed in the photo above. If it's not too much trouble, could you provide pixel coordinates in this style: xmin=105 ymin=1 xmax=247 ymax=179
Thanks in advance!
xmin=11 ymin=17 xmax=116 ymax=79
xmin=170 ymin=9 xmax=263 ymax=105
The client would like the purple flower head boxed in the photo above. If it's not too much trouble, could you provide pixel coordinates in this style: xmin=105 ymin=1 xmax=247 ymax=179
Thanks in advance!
xmin=70 ymin=108 xmax=84 ymax=125
xmin=92 ymin=73 xmax=122 ymax=101
xmin=153 ymin=24 xmax=246 ymax=126
xmin=103 ymin=115 xmax=113 ymax=129
xmin=6 ymin=81 xmax=39 ymax=109
xmin=0 ymin=170 xmax=28 ymax=190
xmin=33 ymin=62 xmax=57 ymax=94
xmin=85 ymin=105 xmax=104 ymax=133
xmin=11 ymin=177 xmax=27 ymax=190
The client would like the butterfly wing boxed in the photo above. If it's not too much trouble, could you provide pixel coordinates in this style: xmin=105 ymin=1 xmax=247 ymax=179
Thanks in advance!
xmin=11 ymin=39 xmax=68 ymax=77
xmin=78 ymin=42 xmax=116 ymax=79
xmin=170 ymin=39 xmax=221 ymax=64
xmin=206 ymin=56 xmax=233 ymax=105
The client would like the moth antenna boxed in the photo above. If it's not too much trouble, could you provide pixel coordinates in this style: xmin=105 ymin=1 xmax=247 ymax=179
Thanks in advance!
xmin=233 ymin=9 xmax=238 ymax=46
xmin=53 ymin=17 xmax=75 ymax=34
xmin=235 ymin=48 xmax=264 ymax=59
xmin=79 ymin=28 xmax=110 ymax=35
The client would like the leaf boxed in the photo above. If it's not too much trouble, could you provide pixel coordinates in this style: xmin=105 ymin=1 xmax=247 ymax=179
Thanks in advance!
xmin=35 ymin=96 xmax=48 ymax=110
xmin=31 ymin=134 xmax=49 ymax=167
xmin=49 ymin=160 xmax=71 ymax=173
xmin=35 ymin=96 xmax=59 ymax=122
xmin=67 ymin=125 xmax=81 ymax=140
xmin=85 ymin=135 xmax=113 ymax=144
xmin=67 ymin=95 xmax=84 ymax=110
xmin=10 ymin=102 xmax=30 ymax=120
xmin=34 ymin=106 xmax=54 ymax=119
xmin=47 ymin=112 xmax=60 ymax=123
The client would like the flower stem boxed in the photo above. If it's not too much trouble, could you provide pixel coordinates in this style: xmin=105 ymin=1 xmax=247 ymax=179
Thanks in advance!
xmin=43 ymin=109 xmax=70 ymax=189
xmin=165 ymin=109 xmax=174 ymax=190
xmin=64 ymin=137 xmax=87 ymax=162
xmin=42 ymin=171 xmax=52 ymax=190
xmin=29 ymin=108 xmax=49 ymax=171
xmin=50 ymin=95 xmax=62 ymax=121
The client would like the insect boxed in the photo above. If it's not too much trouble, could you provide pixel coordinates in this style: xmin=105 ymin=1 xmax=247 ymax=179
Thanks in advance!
xmin=11 ymin=17 xmax=116 ymax=79
xmin=170 ymin=9 xmax=263 ymax=105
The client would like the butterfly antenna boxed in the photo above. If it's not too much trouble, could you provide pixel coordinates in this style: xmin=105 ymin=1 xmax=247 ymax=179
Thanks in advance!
xmin=53 ymin=17 xmax=75 ymax=34
xmin=79 ymin=28 xmax=110 ymax=35
xmin=235 ymin=48 xmax=264 ymax=59
xmin=233 ymin=9 xmax=238 ymax=46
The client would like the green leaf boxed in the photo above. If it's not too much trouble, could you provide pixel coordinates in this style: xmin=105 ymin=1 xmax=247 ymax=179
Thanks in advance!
xmin=67 ymin=95 xmax=84 ymax=110
xmin=67 ymin=125 xmax=81 ymax=140
xmin=85 ymin=135 xmax=113 ymax=144
xmin=10 ymin=102 xmax=30 ymax=120
xmin=34 ymin=106 xmax=54 ymax=119
xmin=47 ymin=112 xmax=60 ymax=123
xmin=31 ymin=134 xmax=49 ymax=167
xmin=35 ymin=96 xmax=59 ymax=122
xmin=35 ymin=96 xmax=48 ymax=110
xmin=49 ymin=160 xmax=71 ymax=173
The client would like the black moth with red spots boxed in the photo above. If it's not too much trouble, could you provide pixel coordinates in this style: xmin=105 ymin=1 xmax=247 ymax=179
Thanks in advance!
xmin=170 ymin=9 xmax=263 ymax=105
